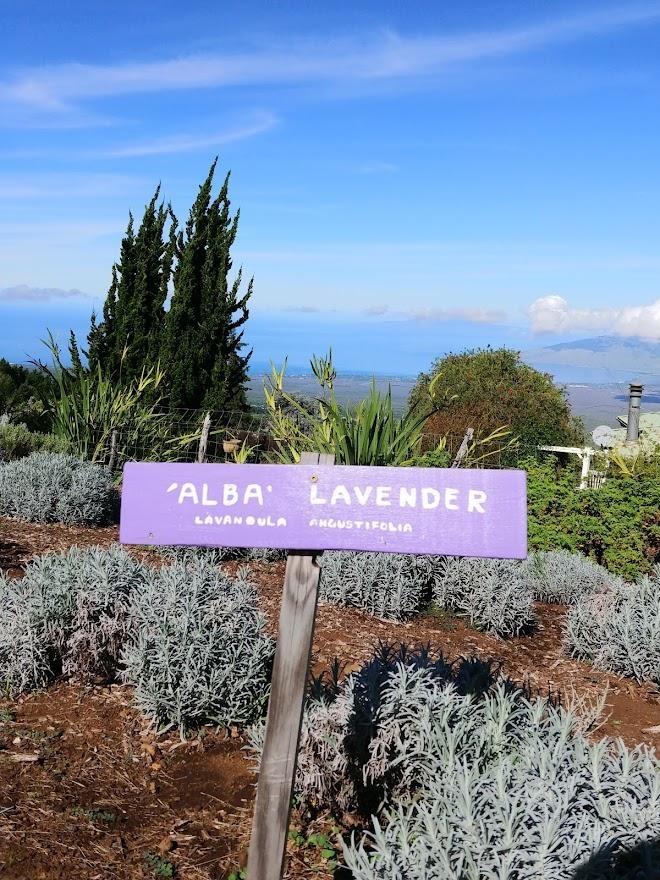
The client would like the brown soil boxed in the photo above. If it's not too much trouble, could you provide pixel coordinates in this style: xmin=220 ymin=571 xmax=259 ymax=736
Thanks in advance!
xmin=1 ymin=517 xmax=659 ymax=879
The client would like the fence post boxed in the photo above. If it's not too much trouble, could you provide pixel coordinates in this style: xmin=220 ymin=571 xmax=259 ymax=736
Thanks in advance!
xmin=197 ymin=412 xmax=211 ymax=463
xmin=108 ymin=429 xmax=118 ymax=473
xmin=246 ymin=451 xmax=335 ymax=880
xmin=451 ymin=427 xmax=474 ymax=468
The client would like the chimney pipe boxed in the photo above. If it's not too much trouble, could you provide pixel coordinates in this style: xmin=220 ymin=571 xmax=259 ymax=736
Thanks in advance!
xmin=626 ymin=382 xmax=643 ymax=442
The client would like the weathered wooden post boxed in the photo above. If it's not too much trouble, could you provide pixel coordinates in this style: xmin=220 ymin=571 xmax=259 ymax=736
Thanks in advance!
xmin=197 ymin=412 xmax=211 ymax=463
xmin=108 ymin=428 xmax=118 ymax=473
xmin=119 ymin=457 xmax=527 ymax=880
xmin=451 ymin=428 xmax=474 ymax=468
xmin=246 ymin=452 xmax=334 ymax=879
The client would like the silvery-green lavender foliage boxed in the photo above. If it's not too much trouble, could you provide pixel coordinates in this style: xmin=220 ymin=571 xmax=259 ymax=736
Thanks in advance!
xmin=0 ymin=451 xmax=115 ymax=524
xmin=435 ymin=556 xmax=534 ymax=635
xmin=249 ymin=645 xmax=502 ymax=814
xmin=122 ymin=554 xmax=274 ymax=736
xmin=156 ymin=545 xmax=285 ymax=564
xmin=566 ymin=576 xmax=660 ymax=685
xmin=521 ymin=550 xmax=622 ymax=604
xmin=320 ymin=552 xmax=440 ymax=620
xmin=257 ymin=648 xmax=660 ymax=879
xmin=0 ymin=545 xmax=148 ymax=694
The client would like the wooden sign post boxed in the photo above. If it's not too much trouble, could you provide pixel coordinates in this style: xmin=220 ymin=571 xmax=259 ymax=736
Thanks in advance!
xmin=246 ymin=452 xmax=334 ymax=879
xmin=120 ymin=456 xmax=527 ymax=880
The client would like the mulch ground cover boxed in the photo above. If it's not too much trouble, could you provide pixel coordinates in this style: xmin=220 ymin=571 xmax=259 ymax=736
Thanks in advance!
xmin=1 ymin=516 xmax=659 ymax=879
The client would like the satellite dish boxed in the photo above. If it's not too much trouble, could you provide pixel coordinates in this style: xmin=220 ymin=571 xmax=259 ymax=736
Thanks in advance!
xmin=592 ymin=425 xmax=617 ymax=448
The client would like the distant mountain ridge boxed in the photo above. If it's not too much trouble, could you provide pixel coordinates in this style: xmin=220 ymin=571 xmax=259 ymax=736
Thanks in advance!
xmin=523 ymin=335 xmax=660 ymax=383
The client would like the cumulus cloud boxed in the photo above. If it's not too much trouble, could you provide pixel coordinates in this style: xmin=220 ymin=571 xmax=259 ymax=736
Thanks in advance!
xmin=528 ymin=295 xmax=660 ymax=338
xmin=0 ymin=285 xmax=90 ymax=303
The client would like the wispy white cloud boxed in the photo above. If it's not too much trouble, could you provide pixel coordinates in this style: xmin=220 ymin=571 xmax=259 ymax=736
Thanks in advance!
xmin=528 ymin=294 xmax=660 ymax=339
xmin=363 ymin=304 xmax=506 ymax=323
xmin=2 ymin=5 xmax=658 ymax=115
xmin=410 ymin=306 xmax=507 ymax=323
xmin=98 ymin=111 xmax=278 ymax=158
xmin=0 ymin=285 xmax=91 ymax=303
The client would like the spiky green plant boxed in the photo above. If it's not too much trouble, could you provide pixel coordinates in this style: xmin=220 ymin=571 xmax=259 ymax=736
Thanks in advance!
xmin=38 ymin=333 xmax=166 ymax=464
xmin=264 ymin=352 xmax=447 ymax=465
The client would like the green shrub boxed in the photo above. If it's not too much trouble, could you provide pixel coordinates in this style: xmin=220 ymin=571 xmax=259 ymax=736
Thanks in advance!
xmin=0 ymin=358 xmax=53 ymax=432
xmin=525 ymin=457 xmax=660 ymax=579
xmin=410 ymin=347 xmax=584 ymax=450
xmin=0 ymin=452 xmax=116 ymax=525
xmin=0 ymin=421 xmax=64 ymax=461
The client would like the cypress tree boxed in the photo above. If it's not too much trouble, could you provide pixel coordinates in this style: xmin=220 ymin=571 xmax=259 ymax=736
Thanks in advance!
xmin=162 ymin=159 xmax=252 ymax=410
xmin=88 ymin=189 xmax=176 ymax=382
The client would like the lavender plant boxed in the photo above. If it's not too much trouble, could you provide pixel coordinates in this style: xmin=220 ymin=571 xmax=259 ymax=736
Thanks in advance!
xmin=434 ymin=556 xmax=534 ymax=636
xmin=122 ymin=554 xmax=274 ymax=736
xmin=319 ymin=552 xmax=439 ymax=620
xmin=156 ymin=545 xmax=285 ymax=564
xmin=566 ymin=576 xmax=660 ymax=685
xmin=0 ymin=545 xmax=148 ymax=694
xmin=251 ymin=648 xmax=660 ymax=879
xmin=0 ymin=451 xmax=115 ymax=525
xmin=521 ymin=550 xmax=622 ymax=604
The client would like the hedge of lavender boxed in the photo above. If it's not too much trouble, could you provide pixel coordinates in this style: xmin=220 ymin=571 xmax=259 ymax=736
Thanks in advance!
xmin=521 ymin=549 xmax=622 ymax=604
xmin=122 ymin=553 xmax=274 ymax=735
xmin=0 ymin=545 xmax=147 ymax=694
xmin=251 ymin=647 xmax=660 ymax=879
xmin=434 ymin=556 xmax=535 ymax=635
xmin=0 ymin=452 xmax=116 ymax=525
xmin=0 ymin=546 xmax=274 ymax=734
xmin=565 ymin=572 xmax=660 ymax=685
xmin=320 ymin=551 xmax=440 ymax=620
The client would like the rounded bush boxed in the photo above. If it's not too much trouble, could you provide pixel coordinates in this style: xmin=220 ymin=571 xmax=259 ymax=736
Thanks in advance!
xmin=255 ymin=648 xmax=660 ymax=879
xmin=0 ymin=451 xmax=116 ymax=525
xmin=320 ymin=552 xmax=438 ymax=621
xmin=434 ymin=556 xmax=534 ymax=636
xmin=122 ymin=553 xmax=274 ymax=736
xmin=0 ymin=545 xmax=148 ymax=694
xmin=566 ymin=576 xmax=660 ymax=685
xmin=521 ymin=550 xmax=622 ymax=604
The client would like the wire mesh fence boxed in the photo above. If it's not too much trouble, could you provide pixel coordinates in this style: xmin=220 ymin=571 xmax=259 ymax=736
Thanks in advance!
xmin=95 ymin=405 xmax=554 ymax=475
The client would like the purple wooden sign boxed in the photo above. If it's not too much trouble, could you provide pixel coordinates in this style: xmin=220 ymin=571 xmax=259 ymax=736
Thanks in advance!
xmin=120 ymin=462 xmax=527 ymax=558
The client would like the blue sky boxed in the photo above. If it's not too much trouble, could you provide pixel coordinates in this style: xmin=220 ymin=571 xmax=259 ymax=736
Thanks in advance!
xmin=1 ymin=1 xmax=660 ymax=372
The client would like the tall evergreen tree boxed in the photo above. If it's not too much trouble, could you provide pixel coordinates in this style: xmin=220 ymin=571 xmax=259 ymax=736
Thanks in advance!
xmin=162 ymin=159 xmax=252 ymax=410
xmin=88 ymin=189 xmax=176 ymax=382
